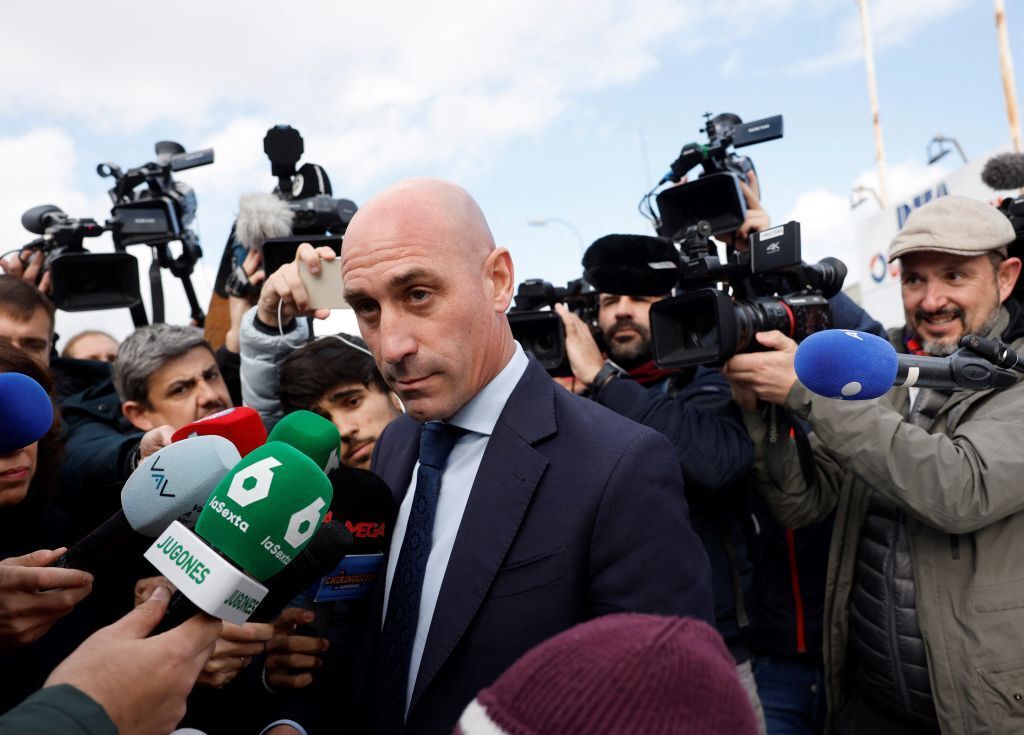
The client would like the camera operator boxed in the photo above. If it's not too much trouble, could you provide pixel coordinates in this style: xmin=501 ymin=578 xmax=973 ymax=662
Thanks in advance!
xmin=555 ymin=276 xmax=759 ymax=725
xmin=722 ymin=195 xmax=1024 ymax=734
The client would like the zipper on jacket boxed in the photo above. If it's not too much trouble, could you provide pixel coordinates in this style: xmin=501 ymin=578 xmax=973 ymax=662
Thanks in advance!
xmin=949 ymin=534 xmax=960 ymax=560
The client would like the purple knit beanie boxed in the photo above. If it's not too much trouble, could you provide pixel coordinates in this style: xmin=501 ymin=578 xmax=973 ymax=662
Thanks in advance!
xmin=453 ymin=613 xmax=758 ymax=735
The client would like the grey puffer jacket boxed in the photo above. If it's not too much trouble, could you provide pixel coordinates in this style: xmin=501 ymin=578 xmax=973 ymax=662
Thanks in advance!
xmin=744 ymin=306 xmax=1024 ymax=735
xmin=239 ymin=306 xmax=309 ymax=431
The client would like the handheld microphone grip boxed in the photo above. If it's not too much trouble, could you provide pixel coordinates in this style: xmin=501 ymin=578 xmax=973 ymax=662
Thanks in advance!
xmin=52 ymin=510 xmax=137 ymax=574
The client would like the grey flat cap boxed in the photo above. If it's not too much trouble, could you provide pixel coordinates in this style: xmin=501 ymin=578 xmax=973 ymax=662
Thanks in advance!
xmin=888 ymin=195 xmax=1015 ymax=263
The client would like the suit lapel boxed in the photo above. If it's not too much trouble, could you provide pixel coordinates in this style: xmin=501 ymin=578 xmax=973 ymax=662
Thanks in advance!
xmin=409 ymin=359 xmax=556 ymax=711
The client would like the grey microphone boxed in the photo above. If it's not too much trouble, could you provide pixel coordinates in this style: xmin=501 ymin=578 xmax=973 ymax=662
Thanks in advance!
xmin=52 ymin=435 xmax=241 ymax=574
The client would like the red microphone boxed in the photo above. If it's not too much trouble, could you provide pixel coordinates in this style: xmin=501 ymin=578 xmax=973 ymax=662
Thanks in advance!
xmin=171 ymin=406 xmax=267 ymax=457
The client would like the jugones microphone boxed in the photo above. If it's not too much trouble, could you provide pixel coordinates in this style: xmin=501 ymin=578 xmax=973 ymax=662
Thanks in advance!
xmin=148 ymin=441 xmax=333 ymax=628
xmin=794 ymin=329 xmax=1020 ymax=400
xmin=52 ymin=435 xmax=241 ymax=574
xmin=268 ymin=409 xmax=343 ymax=474
xmin=0 ymin=372 xmax=53 ymax=454
xmin=171 ymin=405 xmax=267 ymax=457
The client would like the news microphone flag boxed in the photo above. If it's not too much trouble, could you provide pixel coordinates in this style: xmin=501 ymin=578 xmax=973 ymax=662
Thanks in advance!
xmin=794 ymin=329 xmax=898 ymax=400
xmin=267 ymin=409 xmax=343 ymax=474
xmin=146 ymin=441 xmax=333 ymax=624
xmin=171 ymin=406 xmax=267 ymax=457
xmin=0 ymin=372 xmax=53 ymax=454
xmin=53 ymin=435 xmax=240 ymax=573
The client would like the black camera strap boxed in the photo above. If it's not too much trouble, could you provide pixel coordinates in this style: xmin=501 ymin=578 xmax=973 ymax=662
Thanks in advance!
xmin=763 ymin=403 xmax=819 ymax=496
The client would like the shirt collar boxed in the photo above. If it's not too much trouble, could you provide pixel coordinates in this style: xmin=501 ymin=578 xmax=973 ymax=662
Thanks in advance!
xmin=445 ymin=342 xmax=528 ymax=437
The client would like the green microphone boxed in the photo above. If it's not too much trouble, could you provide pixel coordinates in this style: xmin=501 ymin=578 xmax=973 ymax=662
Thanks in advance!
xmin=268 ymin=410 xmax=343 ymax=474
xmin=195 ymin=441 xmax=334 ymax=581
xmin=147 ymin=441 xmax=333 ymax=627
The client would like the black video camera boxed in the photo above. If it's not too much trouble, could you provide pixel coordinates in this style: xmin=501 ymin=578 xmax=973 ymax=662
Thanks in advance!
xmin=18 ymin=205 xmax=142 ymax=314
xmin=95 ymin=140 xmax=214 ymax=325
xmin=645 ymin=112 xmax=783 ymax=238
xmin=647 ymin=221 xmax=846 ymax=367
xmin=258 ymin=125 xmax=357 ymax=274
xmin=507 ymin=278 xmax=598 ymax=376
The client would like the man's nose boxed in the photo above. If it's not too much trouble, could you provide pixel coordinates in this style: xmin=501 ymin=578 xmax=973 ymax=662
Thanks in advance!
xmin=379 ymin=311 xmax=418 ymax=367
xmin=196 ymin=380 xmax=221 ymax=405
xmin=919 ymin=280 xmax=950 ymax=313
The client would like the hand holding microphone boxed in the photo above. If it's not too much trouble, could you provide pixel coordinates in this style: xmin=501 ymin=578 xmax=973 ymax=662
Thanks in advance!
xmin=0 ymin=549 xmax=94 ymax=648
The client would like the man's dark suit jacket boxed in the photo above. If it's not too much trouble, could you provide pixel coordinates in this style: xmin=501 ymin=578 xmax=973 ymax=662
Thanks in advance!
xmin=357 ymin=357 xmax=714 ymax=734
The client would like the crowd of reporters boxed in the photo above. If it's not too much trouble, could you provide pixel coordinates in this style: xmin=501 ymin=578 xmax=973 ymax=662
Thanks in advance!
xmin=0 ymin=154 xmax=1021 ymax=735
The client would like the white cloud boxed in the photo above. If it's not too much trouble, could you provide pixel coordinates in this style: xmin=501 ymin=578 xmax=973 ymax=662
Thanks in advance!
xmin=784 ymin=0 xmax=973 ymax=75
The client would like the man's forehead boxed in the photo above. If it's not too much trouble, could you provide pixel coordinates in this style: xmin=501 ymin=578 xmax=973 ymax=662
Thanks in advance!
xmin=901 ymin=251 xmax=991 ymax=271
xmin=151 ymin=347 xmax=215 ymax=382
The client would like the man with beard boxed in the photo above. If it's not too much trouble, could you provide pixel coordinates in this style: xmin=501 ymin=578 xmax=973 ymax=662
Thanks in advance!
xmin=556 ymin=282 xmax=760 ymax=728
xmin=722 ymin=195 xmax=1024 ymax=734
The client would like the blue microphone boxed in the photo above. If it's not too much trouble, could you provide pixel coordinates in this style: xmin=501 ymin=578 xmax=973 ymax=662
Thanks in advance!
xmin=795 ymin=329 xmax=1019 ymax=400
xmin=794 ymin=330 xmax=898 ymax=400
xmin=0 ymin=372 xmax=54 ymax=453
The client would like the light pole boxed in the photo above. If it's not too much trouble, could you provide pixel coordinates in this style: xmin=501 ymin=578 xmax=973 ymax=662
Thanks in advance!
xmin=527 ymin=217 xmax=585 ymax=256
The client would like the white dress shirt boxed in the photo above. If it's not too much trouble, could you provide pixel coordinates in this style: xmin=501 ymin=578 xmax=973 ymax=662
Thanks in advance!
xmin=382 ymin=342 xmax=529 ymax=712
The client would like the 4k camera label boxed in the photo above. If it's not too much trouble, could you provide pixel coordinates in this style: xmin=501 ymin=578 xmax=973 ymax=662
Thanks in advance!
xmin=144 ymin=521 xmax=269 ymax=624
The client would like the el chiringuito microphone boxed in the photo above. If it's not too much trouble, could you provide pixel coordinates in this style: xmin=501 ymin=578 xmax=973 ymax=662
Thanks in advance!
xmin=0 ymin=372 xmax=53 ymax=454
xmin=794 ymin=329 xmax=1020 ymax=400
xmin=52 ymin=435 xmax=241 ymax=574
xmin=268 ymin=409 xmax=343 ymax=473
xmin=148 ymin=440 xmax=333 ymax=629
xmin=248 ymin=520 xmax=353 ymax=624
xmin=171 ymin=406 xmax=267 ymax=457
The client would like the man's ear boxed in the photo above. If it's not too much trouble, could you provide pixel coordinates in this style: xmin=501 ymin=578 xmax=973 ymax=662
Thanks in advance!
xmin=122 ymin=401 xmax=155 ymax=432
xmin=998 ymin=257 xmax=1022 ymax=302
xmin=484 ymin=247 xmax=515 ymax=314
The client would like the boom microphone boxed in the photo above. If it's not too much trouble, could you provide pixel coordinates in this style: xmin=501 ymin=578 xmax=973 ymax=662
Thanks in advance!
xmin=268 ymin=410 xmax=343 ymax=473
xmin=148 ymin=441 xmax=334 ymax=628
xmin=171 ymin=406 xmax=267 ymax=457
xmin=248 ymin=520 xmax=353 ymax=624
xmin=794 ymin=329 xmax=1019 ymax=400
xmin=235 ymin=192 xmax=293 ymax=251
xmin=52 ymin=435 xmax=241 ymax=573
xmin=0 ymin=373 xmax=54 ymax=454
xmin=981 ymin=153 xmax=1024 ymax=191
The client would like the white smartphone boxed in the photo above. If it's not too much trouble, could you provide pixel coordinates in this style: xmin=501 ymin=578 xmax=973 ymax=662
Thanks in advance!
xmin=298 ymin=257 xmax=348 ymax=310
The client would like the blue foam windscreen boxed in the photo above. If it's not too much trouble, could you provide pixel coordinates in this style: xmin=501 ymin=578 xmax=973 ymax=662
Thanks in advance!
xmin=0 ymin=372 xmax=54 ymax=453
xmin=794 ymin=330 xmax=898 ymax=400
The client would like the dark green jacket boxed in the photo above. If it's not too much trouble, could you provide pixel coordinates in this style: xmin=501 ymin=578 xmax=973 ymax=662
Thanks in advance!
xmin=744 ymin=307 xmax=1024 ymax=734
xmin=0 ymin=686 xmax=114 ymax=735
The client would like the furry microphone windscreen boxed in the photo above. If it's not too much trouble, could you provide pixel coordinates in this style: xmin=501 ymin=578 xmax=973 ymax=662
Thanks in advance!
xmin=583 ymin=234 xmax=681 ymax=296
xmin=982 ymin=153 xmax=1024 ymax=192
xmin=236 ymin=192 xmax=294 ymax=251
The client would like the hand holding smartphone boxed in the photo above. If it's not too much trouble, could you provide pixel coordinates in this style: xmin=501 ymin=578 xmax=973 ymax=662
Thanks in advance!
xmin=298 ymin=256 xmax=348 ymax=310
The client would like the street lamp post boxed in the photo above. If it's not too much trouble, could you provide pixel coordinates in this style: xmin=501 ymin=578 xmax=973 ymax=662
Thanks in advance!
xmin=527 ymin=217 xmax=585 ymax=256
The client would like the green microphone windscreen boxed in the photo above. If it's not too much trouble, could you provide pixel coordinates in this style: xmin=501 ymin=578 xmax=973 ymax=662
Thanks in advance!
xmin=195 ymin=441 xmax=334 ymax=581
xmin=268 ymin=410 xmax=342 ymax=473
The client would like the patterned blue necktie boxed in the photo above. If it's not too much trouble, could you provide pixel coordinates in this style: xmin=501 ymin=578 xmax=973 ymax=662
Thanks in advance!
xmin=375 ymin=421 xmax=464 ymax=733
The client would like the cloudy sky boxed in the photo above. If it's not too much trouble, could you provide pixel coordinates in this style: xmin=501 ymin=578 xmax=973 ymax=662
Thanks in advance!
xmin=0 ymin=0 xmax=1019 ymax=343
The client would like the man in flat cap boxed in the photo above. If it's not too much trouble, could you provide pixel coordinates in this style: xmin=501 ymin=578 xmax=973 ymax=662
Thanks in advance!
xmin=720 ymin=195 xmax=1024 ymax=734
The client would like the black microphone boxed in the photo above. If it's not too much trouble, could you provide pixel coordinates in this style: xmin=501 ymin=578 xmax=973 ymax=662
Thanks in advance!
xmin=582 ymin=234 xmax=681 ymax=297
xmin=660 ymin=143 xmax=707 ymax=184
xmin=981 ymin=153 xmax=1024 ymax=191
xmin=248 ymin=520 xmax=353 ymax=624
